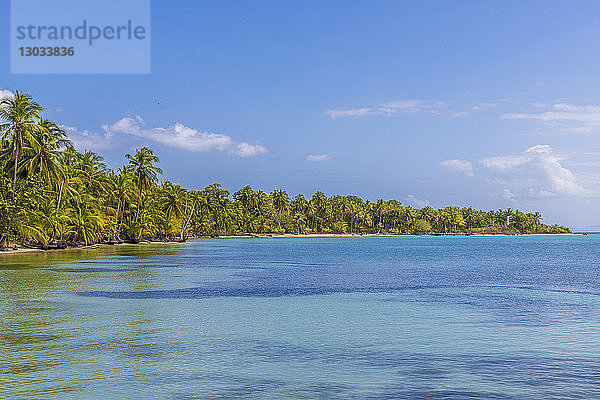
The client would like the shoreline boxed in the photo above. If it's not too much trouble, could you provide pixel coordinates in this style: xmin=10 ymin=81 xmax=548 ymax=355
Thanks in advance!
xmin=215 ymin=232 xmax=577 ymax=239
xmin=0 ymin=232 xmax=580 ymax=257
xmin=0 ymin=240 xmax=183 ymax=257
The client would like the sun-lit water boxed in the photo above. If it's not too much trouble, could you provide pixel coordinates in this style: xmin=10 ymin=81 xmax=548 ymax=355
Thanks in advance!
xmin=1 ymin=235 xmax=600 ymax=399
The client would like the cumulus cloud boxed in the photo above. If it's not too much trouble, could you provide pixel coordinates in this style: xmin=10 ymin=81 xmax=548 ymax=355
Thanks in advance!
xmin=481 ymin=145 xmax=586 ymax=198
xmin=405 ymin=194 xmax=429 ymax=208
xmin=0 ymin=89 xmax=14 ymax=100
xmin=102 ymin=116 xmax=267 ymax=157
xmin=61 ymin=125 xmax=114 ymax=151
xmin=306 ymin=154 xmax=332 ymax=162
xmin=326 ymin=99 xmax=447 ymax=118
xmin=230 ymin=142 xmax=267 ymax=157
xmin=481 ymin=154 xmax=528 ymax=171
xmin=502 ymin=103 xmax=600 ymax=133
xmin=440 ymin=159 xmax=474 ymax=176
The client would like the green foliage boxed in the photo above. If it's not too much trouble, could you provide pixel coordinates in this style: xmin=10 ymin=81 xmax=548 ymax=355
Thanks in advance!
xmin=413 ymin=219 xmax=432 ymax=234
xmin=0 ymin=92 xmax=572 ymax=248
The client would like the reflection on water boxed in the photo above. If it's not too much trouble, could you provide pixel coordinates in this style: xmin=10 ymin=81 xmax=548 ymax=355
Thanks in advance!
xmin=1 ymin=237 xmax=600 ymax=398
xmin=0 ymin=244 xmax=183 ymax=399
xmin=0 ymin=243 xmax=184 ymax=270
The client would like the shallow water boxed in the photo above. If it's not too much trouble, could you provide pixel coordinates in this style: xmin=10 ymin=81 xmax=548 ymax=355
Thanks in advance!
xmin=1 ymin=236 xmax=600 ymax=399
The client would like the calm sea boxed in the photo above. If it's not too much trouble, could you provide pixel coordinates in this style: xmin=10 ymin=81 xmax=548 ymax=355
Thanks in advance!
xmin=1 ymin=236 xmax=600 ymax=399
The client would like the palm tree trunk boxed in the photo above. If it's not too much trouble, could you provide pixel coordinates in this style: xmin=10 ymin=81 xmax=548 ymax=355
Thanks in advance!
xmin=12 ymin=148 xmax=18 ymax=195
xmin=56 ymin=181 xmax=64 ymax=210
xmin=119 ymin=198 xmax=126 ymax=228
xmin=181 ymin=200 xmax=196 ymax=241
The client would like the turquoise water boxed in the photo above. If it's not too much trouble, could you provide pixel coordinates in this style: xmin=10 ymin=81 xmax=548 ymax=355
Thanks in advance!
xmin=1 ymin=236 xmax=600 ymax=399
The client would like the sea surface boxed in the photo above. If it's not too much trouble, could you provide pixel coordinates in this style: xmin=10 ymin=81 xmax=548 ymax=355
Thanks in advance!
xmin=1 ymin=235 xmax=600 ymax=399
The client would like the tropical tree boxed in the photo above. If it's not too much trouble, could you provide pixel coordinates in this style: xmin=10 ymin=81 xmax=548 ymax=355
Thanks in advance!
xmin=126 ymin=147 xmax=163 ymax=199
xmin=0 ymin=92 xmax=573 ymax=249
xmin=0 ymin=91 xmax=43 ymax=193
xmin=271 ymin=189 xmax=290 ymax=230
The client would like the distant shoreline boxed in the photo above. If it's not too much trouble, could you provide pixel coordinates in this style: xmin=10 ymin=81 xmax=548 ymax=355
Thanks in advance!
xmin=240 ymin=232 xmax=576 ymax=237
xmin=213 ymin=232 xmax=577 ymax=239
xmin=0 ymin=232 xmax=578 ymax=257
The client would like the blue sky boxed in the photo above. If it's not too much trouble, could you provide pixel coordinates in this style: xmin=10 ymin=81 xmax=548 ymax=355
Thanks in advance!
xmin=3 ymin=1 xmax=600 ymax=230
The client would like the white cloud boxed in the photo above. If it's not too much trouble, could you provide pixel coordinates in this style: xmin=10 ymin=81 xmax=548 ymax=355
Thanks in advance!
xmin=471 ymin=102 xmax=497 ymax=111
xmin=502 ymin=189 xmax=515 ymax=201
xmin=325 ymin=99 xmax=446 ymax=119
xmin=481 ymin=155 xmax=528 ymax=171
xmin=502 ymin=103 xmax=600 ymax=133
xmin=405 ymin=194 xmax=429 ymax=208
xmin=481 ymin=145 xmax=586 ymax=198
xmin=326 ymin=99 xmax=502 ymax=119
xmin=102 ymin=116 xmax=267 ymax=157
xmin=440 ymin=159 xmax=474 ymax=176
xmin=60 ymin=125 xmax=114 ymax=151
xmin=325 ymin=108 xmax=374 ymax=118
xmin=229 ymin=142 xmax=267 ymax=157
xmin=306 ymin=154 xmax=332 ymax=162
xmin=0 ymin=89 xmax=14 ymax=100
xmin=525 ymin=144 xmax=552 ymax=154
xmin=382 ymin=100 xmax=446 ymax=113
xmin=527 ymin=189 xmax=556 ymax=199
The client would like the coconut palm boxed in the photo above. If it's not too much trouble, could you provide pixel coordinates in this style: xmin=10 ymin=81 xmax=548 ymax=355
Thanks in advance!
xmin=0 ymin=92 xmax=574 ymax=249
xmin=22 ymin=119 xmax=69 ymax=189
xmin=0 ymin=91 xmax=44 ymax=193
xmin=271 ymin=189 xmax=290 ymax=230
xmin=126 ymin=147 xmax=163 ymax=199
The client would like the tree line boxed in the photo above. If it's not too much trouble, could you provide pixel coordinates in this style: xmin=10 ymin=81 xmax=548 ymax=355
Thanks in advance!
xmin=0 ymin=92 xmax=571 ymax=249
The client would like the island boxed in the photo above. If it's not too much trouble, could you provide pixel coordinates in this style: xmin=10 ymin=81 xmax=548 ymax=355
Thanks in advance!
xmin=0 ymin=92 xmax=571 ymax=252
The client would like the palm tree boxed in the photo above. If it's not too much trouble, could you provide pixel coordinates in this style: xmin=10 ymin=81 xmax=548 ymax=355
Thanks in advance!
xmin=310 ymin=191 xmax=328 ymax=232
xmin=448 ymin=207 xmax=465 ymax=233
xmin=291 ymin=194 xmax=309 ymax=234
xmin=126 ymin=147 xmax=163 ymax=199
xmin=204 ymin=183 xmax=230 ymax=234
xmin=107 ymin=170 xmax=135 ymax=237
xmin=234 ymin=185 xmax=254 ymax=208
xmin=462 ymin=207 xmax=476 ymax=231
xmin=23 ymin=119 xmax=70 ymax=188
xmin=77 ymin=150 xmax=108 ymax=194
xmin=271 ymin=189 xmax=290 ymax=230
xmin=67 ymin=196 xmax=105 ymax=245
xmin=420 ymin=206 xmax=436 ymax=226
xmin=179 ymin=190 xmax=202 ymax=240
xmin=403 ymin=207 xmax=418 ymax=233
xmin=0 ymin=91 xmax=43 ymax=193
xmin=531 ymin=212 xmax=542 ymax=232
xmin=160 ymin=182 xmax=185 ymax=221
xmin=0 ymin=91 xmax=573 ymax=249
xmin=159 ymin=181 xmax=187 ymax=239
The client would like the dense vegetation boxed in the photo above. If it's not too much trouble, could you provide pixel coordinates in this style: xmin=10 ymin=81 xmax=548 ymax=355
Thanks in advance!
xmin=0 ymin=92 xmax=571 ymax=250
